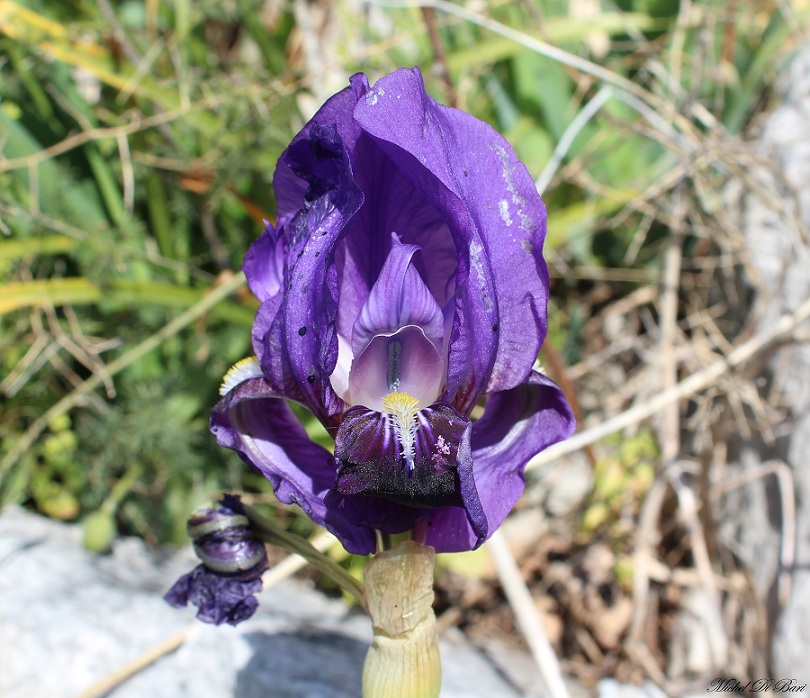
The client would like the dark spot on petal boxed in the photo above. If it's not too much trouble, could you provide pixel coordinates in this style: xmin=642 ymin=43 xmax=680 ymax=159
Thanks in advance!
xmin=307 ymin=374 xmax=316 ymax=384
xmin=492 ymin=323 xmax=499 ymax=332
xmin=314 ymin=251 xmax=320 ymax=257
xmin=463 ymin=170 xmax=469 ymax=177
xmin=298 ymin=326 xmax=307 ymax=336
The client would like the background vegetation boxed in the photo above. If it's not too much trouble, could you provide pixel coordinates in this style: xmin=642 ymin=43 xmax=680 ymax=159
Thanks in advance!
xmin=1 ymin=0 xmax=807 ymax=689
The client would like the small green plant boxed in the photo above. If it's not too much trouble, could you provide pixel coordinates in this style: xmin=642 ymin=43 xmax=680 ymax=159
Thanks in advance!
xmin=580 ymin=427 xmax=658 ymax=538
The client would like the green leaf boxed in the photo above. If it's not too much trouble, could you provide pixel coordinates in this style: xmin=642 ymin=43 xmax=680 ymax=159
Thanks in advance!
xmin=0 ymin=277 xmax=255 ymax=325
xmin=0 ymin=234 xmax=76 ymax=261
xmin=447 ymin=13 xmax=670 ymax=75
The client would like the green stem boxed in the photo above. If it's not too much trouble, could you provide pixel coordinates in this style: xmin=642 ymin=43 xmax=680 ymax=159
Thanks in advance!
xmin=241 ymin=504 xmax=366 ymax=610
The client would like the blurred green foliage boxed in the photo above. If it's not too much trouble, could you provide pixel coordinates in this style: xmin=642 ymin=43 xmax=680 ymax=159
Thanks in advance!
xmin=0 ymin=0 xmax=802 ymax=548
xmin=580 ymin=427 xmax=658 ymax=537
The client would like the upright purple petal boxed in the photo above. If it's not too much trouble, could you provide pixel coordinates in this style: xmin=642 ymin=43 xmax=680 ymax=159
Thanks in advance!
xmin=333 ymin=143 xmax=458 ymax=344
xmin=274 ymin=74 xmax=370 ymax=219
xmin=254 ymin=123 xmax=364 ymax=425
xmin=243 ymin=220 xmax=285 ymax=303
xmin=353 ymin=68 xmax=551 ymax=414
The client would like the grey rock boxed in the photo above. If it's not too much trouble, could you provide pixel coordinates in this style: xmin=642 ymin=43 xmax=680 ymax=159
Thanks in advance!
xmin=0 ymin=506 xmax=556 ymax=698
xmin=724 ymin=42 xmax=810 ymax=683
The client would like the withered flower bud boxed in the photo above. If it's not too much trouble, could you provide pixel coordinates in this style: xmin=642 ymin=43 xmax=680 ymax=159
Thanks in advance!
xmin=164 ymin=495 xmax=268 ymax=626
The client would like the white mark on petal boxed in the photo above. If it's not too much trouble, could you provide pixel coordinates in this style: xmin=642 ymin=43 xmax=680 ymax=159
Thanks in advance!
xmin=365 ymin=90 xmax=378 ymax=106
xmin=469 ymin=240 xmax=493 ymax=312
xmin=491 ymin=144 xmax=533 ymax=232
xmin=498 ymin=199 xmax=512 ymax=226
xmin=383 ymin=392 xmax=420 ymax=472
xmin=435 ymin=435 xmax=451 ymax=455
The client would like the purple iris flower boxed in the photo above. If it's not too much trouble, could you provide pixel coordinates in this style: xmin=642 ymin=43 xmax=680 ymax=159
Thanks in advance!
xmin=211 ymin=67 xmax=575 ymax=555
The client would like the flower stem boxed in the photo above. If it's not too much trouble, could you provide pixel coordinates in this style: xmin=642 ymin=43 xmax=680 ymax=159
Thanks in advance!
xmin=362 ymin=540 xmax=441 ymax=698
xmin=241 ymin=503 xmax=366 ymax=609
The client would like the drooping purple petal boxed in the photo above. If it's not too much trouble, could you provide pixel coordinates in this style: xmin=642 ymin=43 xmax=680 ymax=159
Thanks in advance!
xmin=334 ymin=402 xmax=469 ymax=508
xmin=421 ymin=371 xmax=576 ymax=552
xmin=322 ymin=488 xmax=430 ymax=548
xmin=210 ymin=377 xmax=375 ymax=553
xmin=353 ymin=68 xmax=551 ymax=414
xmin=326 ymin=400 xmax=486 ymax=552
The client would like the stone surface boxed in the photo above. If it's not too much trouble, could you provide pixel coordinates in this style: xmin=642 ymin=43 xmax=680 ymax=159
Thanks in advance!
xmin=0 ymin=506 xmax=545 ymax=698
xmin=0 ymin=505 xmax=707 ymax=698
xmin=723 ymin=42 xmax=810 ymax=683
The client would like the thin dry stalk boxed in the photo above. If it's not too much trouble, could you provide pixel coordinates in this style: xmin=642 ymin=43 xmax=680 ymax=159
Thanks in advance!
xmin=528 ymin=293 xmax=810 ymax=471
xmin=488 ymin=530 xmax=571 ymax=698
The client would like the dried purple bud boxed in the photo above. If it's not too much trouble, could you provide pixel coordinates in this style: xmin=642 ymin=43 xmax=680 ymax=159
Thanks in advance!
xmin=164 ymin=496 xmax=268 ymax=626
xmin=187 ymin=507 xmax=267 ymax=576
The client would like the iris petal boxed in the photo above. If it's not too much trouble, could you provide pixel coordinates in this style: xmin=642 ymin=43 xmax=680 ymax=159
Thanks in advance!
xmin=421 ymin=371 xmax=576 ymax=552
xmin=243 ymin=220 xmax=285 ymax=303
xmin=353 ymin=68 xmax=551 ymax=414
xmin=274 ymin=74 xmax=370 ymax=219
xmin=210 ymin=377 xmax=375 ymax=553
xmin=334 ymin=148 xmax=458 ymax=344
xmin=347 ymin=325 xmax=444 ymax=411
xmin=350 ymin=235 xmax=444 ymax=357
xmin=253 ymin=123 xmax=364 ymax=426
xmin=334 ymin=402 xmax=471 ymax=509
